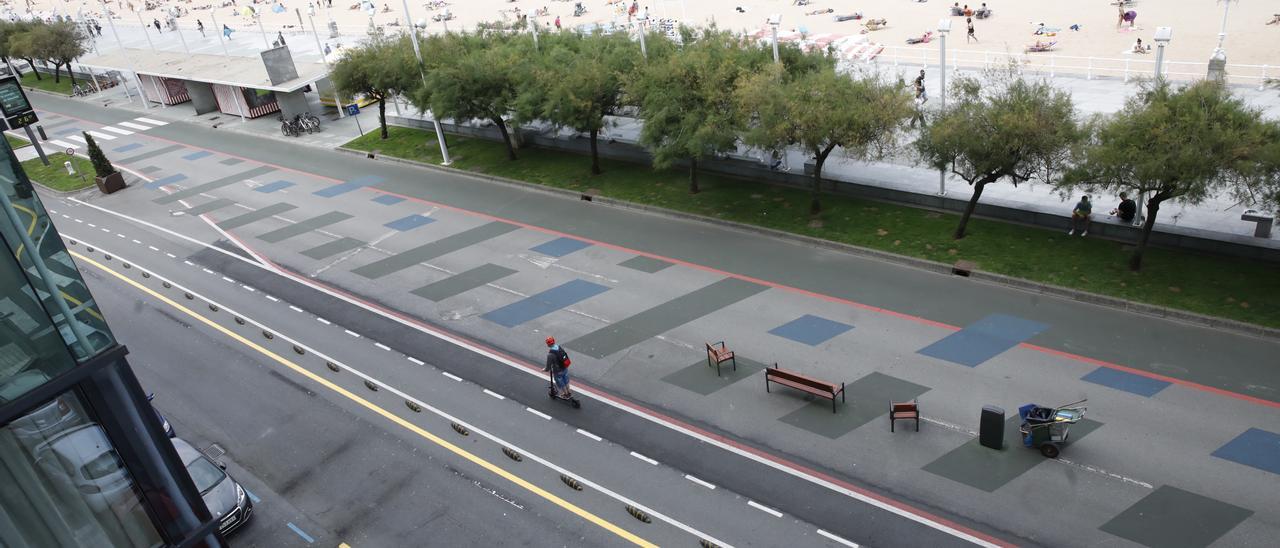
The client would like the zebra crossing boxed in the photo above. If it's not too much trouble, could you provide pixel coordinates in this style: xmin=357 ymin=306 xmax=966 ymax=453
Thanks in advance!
xmin=45 ymin=116 xmax=169 ymax=150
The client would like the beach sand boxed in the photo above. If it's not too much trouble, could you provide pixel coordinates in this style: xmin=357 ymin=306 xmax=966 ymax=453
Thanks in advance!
xmin=26 ymin=0 xmax=1280 ymax=76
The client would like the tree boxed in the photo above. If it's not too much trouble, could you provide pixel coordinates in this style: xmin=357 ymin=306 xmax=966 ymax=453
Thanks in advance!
xmin=915 ymin=72 xmax=1084 ymax=240
xmin=0 ymin=20 xmax=30 ymax=76
xmin=84 ymin=132 xmax=116 ymax=177
xmin=518 ymin=31 xmax=640 ymax=175
xmin=415 ymin=32 xmax=526 ymax=160
xmin=7 ymin=26 xmax=41 ymax=81
xmin=330 ymin=36 xmax=417 ymax=139
xmin=39 ymin=22 xmax=88 ymax=86
xmin=738 ymin=64 xmax=913 ymax=215
xmin=1061 ymin=79 xmax=1280 ymax=271
xmin=630 ymin=29 xmax=754 ymax=193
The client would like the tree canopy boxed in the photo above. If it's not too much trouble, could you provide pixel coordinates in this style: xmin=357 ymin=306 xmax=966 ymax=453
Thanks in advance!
xmin=415 ymin=32 xmax=527 ymax=160
xmin=331 ymin=36 xmax=418 ymax=139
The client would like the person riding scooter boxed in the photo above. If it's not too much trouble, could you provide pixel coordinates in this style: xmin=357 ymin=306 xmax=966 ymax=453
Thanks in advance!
xmin=544 ymin=337 xmax=572 ymax=399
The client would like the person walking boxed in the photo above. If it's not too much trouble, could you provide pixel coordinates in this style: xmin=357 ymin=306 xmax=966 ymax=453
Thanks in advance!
xmin=966 ymin=17 xmax=977 ymax=42
xmin=223 ymin=24 xmax=234 ymax=40
xmin=554 ymin=15 xmax=561 ymax=29
xmin=153 ymin=18 xmax=161 ymax=33
xmin=276 ymin=31 xmax=286 ymax=46
xmin=196 ymin=19 xmax=205 ymax=36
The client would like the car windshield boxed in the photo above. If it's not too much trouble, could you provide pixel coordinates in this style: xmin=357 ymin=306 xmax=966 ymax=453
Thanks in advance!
xmin=80 ymin=449 xmax=124 ymax=480
xmin=185 ymin=457 xmax=226 ymax=494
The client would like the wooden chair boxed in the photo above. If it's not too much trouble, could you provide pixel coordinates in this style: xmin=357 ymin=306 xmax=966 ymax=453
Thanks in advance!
xmin=705 ymin=341 xmax=736 ymax=377
xmin=890 ymin=399 xmax=920 ymax=432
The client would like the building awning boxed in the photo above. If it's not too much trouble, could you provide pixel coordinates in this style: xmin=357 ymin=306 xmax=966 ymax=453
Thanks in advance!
xmin=77 ymin=48 xmax=328 ymax=93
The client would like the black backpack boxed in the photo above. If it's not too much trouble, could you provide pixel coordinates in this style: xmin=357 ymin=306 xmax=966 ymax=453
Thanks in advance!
xmin=553 ymin=347 xmax=571 ymax=369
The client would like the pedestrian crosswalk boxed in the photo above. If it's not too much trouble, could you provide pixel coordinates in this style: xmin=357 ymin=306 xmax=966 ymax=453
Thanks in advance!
xmin=117 ymin=121 xmax=153 ymax=131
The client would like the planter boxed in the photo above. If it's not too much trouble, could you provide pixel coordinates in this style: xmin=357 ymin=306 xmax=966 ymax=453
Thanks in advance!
xmin=94 ymin=172 xmax=126 ymax=194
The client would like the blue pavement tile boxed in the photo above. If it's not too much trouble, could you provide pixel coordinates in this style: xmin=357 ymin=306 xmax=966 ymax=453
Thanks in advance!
xmin=917 ymin=314 xmax=1050 ymax=367
xmin=482 ymin=279 xmax=609 ymax=328
xmin=768 ymin=314 xmax=854 ymax=346
xmin=384 ymin=214 xmax=435 ymax=232
xmin=1082 ymin=367 xmax=1171 ymax=397
xmin=314 ymin=175 xmax=384 ymax=197
xmin=113 ymin=143 xmax=143 ymax=153
xmin=372 ymin=194 xmax=405 ymax=205
xmin=1212 ymin=428 xmax=1280 ymax=476
xmin=144 ymin=174 xmax=187 ymax=190
xmin=530 ymin=237 xmax=592 ymax=257
xmin=183 ymin=150 xmax=213 ymax=161
xmin=254 ymin=180 xmax=295 ymax=193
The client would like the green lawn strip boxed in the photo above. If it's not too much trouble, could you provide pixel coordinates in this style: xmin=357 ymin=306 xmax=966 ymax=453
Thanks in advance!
xmin=346 ymin=126 xmax=1280 ymax=329
xmin=21 ymin=153 xmax=97 ymax=192
xmin=19 ymin=70 xmax=75 ymax=95
xmin=6 ymin=133 xmax=29 ymax=149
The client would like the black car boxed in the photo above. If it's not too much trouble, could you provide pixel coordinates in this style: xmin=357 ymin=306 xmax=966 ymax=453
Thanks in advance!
xmin=171 ymin=437 xmax=253 ymax=535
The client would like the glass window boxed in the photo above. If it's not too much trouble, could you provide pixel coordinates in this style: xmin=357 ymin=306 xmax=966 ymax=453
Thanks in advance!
xmin=0 ymin=390 xmax=161 ymax=547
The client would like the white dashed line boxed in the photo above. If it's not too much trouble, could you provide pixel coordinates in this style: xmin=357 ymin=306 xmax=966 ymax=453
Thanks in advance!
xmin=684 ymin=475 xmax=716 ymax=490
xmin=316 ymin=317 xmax=331 ymax=325
xmin=526 ymin=407 xmax=552 ymax=420
xmin=629 ymin=452 xmax=658 ymax=466
xmin=131 ymin=239 xmax=141 ymax=244
xmin=221 ymin=277 xmax=235 ymax=283
xmin=183 ymin=260 xmax=194 ymax=266
xmin=442 ymin=372 xmax=463 ymax=382
xmin=576 ymin=429 xmax=602 ymax=442
xmin=166 ymin=253 xmax=177 ymax=258
xmin=288 ymin=305 xmax=303 ymax=312
xmin=61 ymin=214 xmax=70 ymax=219
xmin=483 ymin=389 xmax=505 ymax=400
xmin=242 ymin=286 xmax=256 ymax=293
xmin=344 ymin=329 xmax=360 ymax=338
xmin=86 ymin=223 xmax=95 ymax=227
xmin=116 ymin=233 xmax=125 ymax=238
xmin=74 ymin=218 xmax=83 ymax=223
xmin=748 ymin=500 xmax=783 ymax=518
xmin=373 ymin=342 xmax=391 ymax=351
xmin=202 ymin=268 xmax=214 ymax=274
xmin=407 ymin=357 xmax=425 ymax=366
xmin=101 ymin=228 xmax=110 ymax=233
xmin=148 ymin=246 xmax=159 ymax=251
xmin=817 ymin=529 xmax=859 ymax=547
xmin=264 ymin=295 xmax=279 ymax=302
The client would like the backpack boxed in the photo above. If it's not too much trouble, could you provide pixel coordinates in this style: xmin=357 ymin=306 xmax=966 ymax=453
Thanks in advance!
xmin=554 ymin=347 xmax=571 ymax=368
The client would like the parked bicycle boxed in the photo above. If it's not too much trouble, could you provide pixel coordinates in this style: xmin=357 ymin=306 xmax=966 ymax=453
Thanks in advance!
xmin=71 ymin=84 xmax=95 ymax=97
xmin=280 ymin=113 xmax=322 ymax=137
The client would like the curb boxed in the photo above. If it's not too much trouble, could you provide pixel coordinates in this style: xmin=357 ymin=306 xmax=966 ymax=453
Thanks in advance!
xmin=337 ymin=145 xmax=1280 ymax=340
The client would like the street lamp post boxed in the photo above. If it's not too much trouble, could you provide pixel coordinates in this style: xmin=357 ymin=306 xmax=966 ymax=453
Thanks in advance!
xmin=401 ymin=0 xmax=452 ymax=165
xmin=768 ymin=14 xmax=781 ymax=63
xmin=637 ymin=16 xmax=647 ymax=58
xmin=308 ymin=12 xmax=344 ymax=119
xmin=1153 ymin=26 xmax=1172 ymax=79
xmin=98 ymin=0 xmax=149 ymax=109
xmin=1208 ymin=1 xmax=1232 ymax=81
xmin=937 ymin=18 xmax=951 ymax=196
xmin=135 ymin=10 xmax=155 ymax=52
xmin=210 ymin=9 xmax=231 ymax=58
xmin=256 ymin=12 xmax=271 ymax=49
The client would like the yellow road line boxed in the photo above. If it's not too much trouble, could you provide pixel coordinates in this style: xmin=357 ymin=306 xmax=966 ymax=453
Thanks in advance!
xmin=72 ymin=251 xmax=658 ymax=548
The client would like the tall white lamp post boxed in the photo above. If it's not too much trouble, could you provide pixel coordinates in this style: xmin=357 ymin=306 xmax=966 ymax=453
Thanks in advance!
xmin=937 ymin=18 xmax=951 ymax=196
xmin=768 ymin=14 xmax=781 ymax=63
xmin=1153 ymin=26 xmax=1172 ymax=79
xmin=1207 ymin=1 xmax=1233 ymax=81
xmin=400 ymin=0 xmax=451 ymax=164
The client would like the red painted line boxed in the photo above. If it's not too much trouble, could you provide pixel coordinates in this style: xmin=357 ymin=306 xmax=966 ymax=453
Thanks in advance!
xmin=42 ymin=107 xmax=1279 ymax=412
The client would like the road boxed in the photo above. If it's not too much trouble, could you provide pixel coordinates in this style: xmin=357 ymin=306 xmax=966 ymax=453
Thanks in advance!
xmin=24 ymin=90 xmax=1280 ymax=548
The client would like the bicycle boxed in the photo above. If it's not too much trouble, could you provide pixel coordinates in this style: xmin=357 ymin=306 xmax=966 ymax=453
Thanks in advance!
xmin=299 ymin=113 xmax=321 ymax=133
xmin=71 ymin=84 xmax=93 ymax=97
xmin=281 ymin=117 xmax=302 ymax=137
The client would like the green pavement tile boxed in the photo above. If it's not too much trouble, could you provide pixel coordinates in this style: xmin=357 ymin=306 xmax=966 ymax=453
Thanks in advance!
xmin=662 ymin=356 xmax=767 ymax=396
xmin=352 ymin=222 xmax=520 ymax=279
xmin=618 ymin=255 xmax=673 ymax=274
xmin=923 ymin=416 xmax=1103 ymax=492
xmin=300 ymin=237 xmax=365 ymax=260
xmin=154 ymin=165 xmax=276 ymax=204
xmin=411 ymin=263 xmax=517 ymax=302
xmin=182 ymin=198 xmax=236 ymax=216
xmin=216 ymin=203 xmax=296 ymax=230
xmin=1099 ymin=486 xmax=1253 ymax=548
xmin=777 ymin=372 xmax=929 ymax=439
xmin=257 ymin=211 xmax=352 ymax=243
xmin=568 ymin=278 xmax=768 ymax=359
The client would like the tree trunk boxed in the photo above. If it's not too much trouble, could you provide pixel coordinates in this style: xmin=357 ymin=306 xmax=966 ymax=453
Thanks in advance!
xmin=24 ymin=59 xmax=40 ymax=80
xmin=3 ymin=57 xmax=20 ymax=77
xmin=1129 ymin=197 xmax=1162 ymax=271
xmin=67 ymin=62 xmax=75 ymax=87
xmin=689 ymin=157 xmax=700 ymax=194
xmin=377 ymin=98 xmax=388 ymax=139
xmin=954 ymin=180 xmax=989 ymax=240
xmin=52 ymin=63 xmax=60 ymax=83
xmin=810 ymin=154 xmax=827 ymax=215
xmin=588 ymin=127 xmax=601 ymax=175
xmin=494 ymin=117 xmax=518 ymax=160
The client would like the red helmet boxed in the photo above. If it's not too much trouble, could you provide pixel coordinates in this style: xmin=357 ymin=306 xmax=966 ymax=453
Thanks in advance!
xmin=545 ymin=336 xmax=556 ymax=346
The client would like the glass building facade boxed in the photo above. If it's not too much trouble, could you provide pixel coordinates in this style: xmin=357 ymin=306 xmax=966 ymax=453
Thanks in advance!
xmin=0 ymin=138 xmax=223 ymax=546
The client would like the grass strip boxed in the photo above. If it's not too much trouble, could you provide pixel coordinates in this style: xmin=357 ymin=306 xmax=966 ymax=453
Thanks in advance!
xmin=6 ymin=133 xmax=29 ymax=149
xmin=22 ymin=153 xmax=97 ymax=192
xmin=346 ymin=125 xmax=1280 ymax=329
xmin=20 ymin=70 xmax=75 ymax=95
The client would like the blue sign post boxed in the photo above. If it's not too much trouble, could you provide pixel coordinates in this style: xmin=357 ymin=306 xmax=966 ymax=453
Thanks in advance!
xmin=346 ymin=104 xmax=360 ymax=116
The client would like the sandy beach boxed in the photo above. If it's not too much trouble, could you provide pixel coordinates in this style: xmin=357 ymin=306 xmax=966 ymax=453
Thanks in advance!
xmin=19 ymin=0 xmax=1280 ymax=76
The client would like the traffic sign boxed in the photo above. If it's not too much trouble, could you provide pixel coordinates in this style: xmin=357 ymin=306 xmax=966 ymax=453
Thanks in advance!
xmin=65 ymin=147 xmax=75 ymax=156
xmin=346 ymin=104 xmax=360 ymax=116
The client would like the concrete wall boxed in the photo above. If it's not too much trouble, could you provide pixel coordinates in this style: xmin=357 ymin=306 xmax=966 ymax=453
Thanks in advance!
xmin=183 ymin=81 xmax=218 ymax=115
xmin=276 ymin=90 xmax=312 ymax=121
xmin=387 ymin=114 xmax=1280 ymax=263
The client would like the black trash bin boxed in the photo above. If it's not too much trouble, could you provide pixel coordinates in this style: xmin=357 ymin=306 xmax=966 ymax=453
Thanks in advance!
xmin=979 ymin=405 xmax=1005 ymax=449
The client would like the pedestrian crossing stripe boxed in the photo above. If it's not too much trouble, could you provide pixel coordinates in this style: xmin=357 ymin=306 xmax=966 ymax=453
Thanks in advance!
xmin=67 ymin=135 xmax=87 ymax=144
xmin=87 ymin=131 xmax=116 ymax=141
xmin=134 ymin=117 xmax=168 ymax=126
xmin=118 ymin=121 xmax=151 ymax=130
xmin=49 ymin=139 xmax=74 ymax=149
xmin=101 ymin=126 xmax=134 ymax=135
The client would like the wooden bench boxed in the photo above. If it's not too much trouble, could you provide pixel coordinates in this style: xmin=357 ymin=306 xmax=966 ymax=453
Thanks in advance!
xmin=764 ymin=364 xmax=845 ymax=413
xmin=890 ymin=399 xmax=920 ymax=432
xmin=705 ymin=341 xmax=736 ymax=377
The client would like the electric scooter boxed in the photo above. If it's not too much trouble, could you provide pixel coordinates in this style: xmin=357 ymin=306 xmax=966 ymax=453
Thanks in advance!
xmin=548 ymin=371 xmax=581 ymax=408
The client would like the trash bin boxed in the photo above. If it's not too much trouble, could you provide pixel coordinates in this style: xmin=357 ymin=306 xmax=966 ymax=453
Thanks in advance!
xmin=1241 ymin=210 xmax=1274 ymax=239
xmin=979 ymin=405 xmax=1005 ymax=450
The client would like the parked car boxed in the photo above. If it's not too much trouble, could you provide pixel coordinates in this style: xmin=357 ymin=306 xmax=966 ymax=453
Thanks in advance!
xmin=171 ymin=437 xmax=253 ymax=536
xmin=0 ymin=370 xmax=83 ymax=444
xmin=33 ymin=424 xmax=136 ymax=514
xmin=147 ymin=393 xmax=175 ymax=438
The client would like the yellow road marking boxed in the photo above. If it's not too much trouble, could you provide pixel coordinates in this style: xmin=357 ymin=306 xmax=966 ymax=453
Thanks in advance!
xmin=73 ymin=251 xmax=658 ymax=548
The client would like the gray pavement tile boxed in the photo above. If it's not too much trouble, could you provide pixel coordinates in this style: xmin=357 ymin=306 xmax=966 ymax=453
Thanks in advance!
xmin=923 ymin=416 xmax=1103 ymax=492
xmin=39 ymin=118 xmax=76 ymax=129
xmin=1099 ymin=486 xmax=1254 ymax=548
xmin=618 ymin=255 xmax=673 ymax=274
xmin=662 ymin=355 xmax=767 ymax=396
xmin=352 ymin=222 xmax=520 ymax=279
xmin=154 ymin=165 xmax=277 ymax=204
xmin=777 ymin=372 xmax=930 ymax=438
xmin=257 ymin=211 xmax=353 ymax=243
xmin=567 ymin=278 xmax=769 ymax=359
xmin=300 ymin=237 xmax=365 ymax=260
xmin=182 ymin=198 xmax=237 ymax=216
xmin=117 ymin=144 xmax=185 ymax=164
xmin=411 ymin=263 xmax=517 ymax=302
xmin=219 ymin=157 xmax=244 ymax=165
xmin=138 ymin=165 xmax=162 ymax=174
xmin=216 ymin=202 xmax=297 ymax=230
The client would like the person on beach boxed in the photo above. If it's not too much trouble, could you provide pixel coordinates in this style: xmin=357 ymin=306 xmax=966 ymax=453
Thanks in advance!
xmin=153 ymin=18 xmax=161 ymax=33
xmin=554 ymin=15 xmax=561 ymax=29
xmin=967 ymin=17 xmax=976 ymax=42
xmin=1267 ymin=14 xmax=1280 ymax=25
xmin=196 ymin=19 xmax=204 ymax=36
xmin=223 ymin=23 xmax=233 ymax=39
